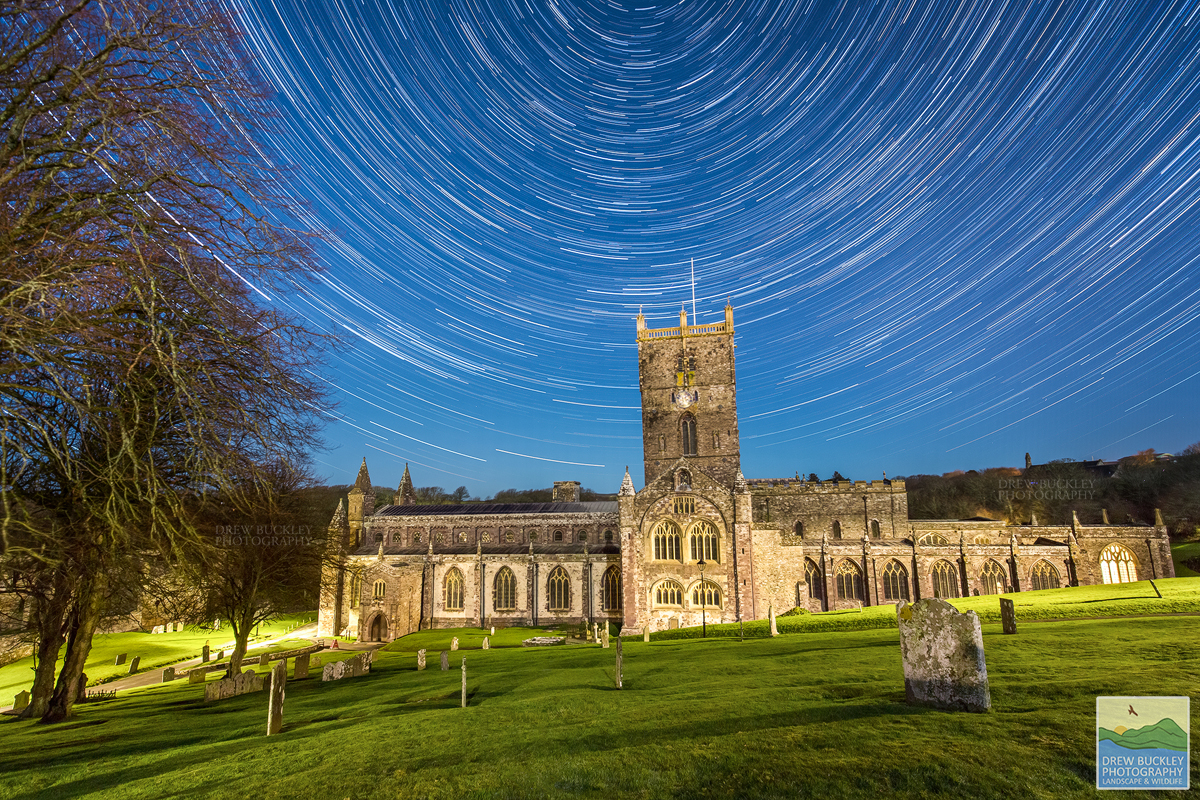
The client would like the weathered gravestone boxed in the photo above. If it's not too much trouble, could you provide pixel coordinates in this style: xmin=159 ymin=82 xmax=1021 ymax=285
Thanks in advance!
xmin=259 ymin=653 xmax=270 ymax=666
xmin=114 ymin=653 xmax=127 ymax=666
xmin=490 ymin=626 xmax=495 ymax=636
xmin=482 ymin=637 xmax=489 ymax=650
xmin=461 ymin=657 xmax=467 ymax=708
xmin=201 ymin=645 xmax=210 ymax=663
xmin=267 ymin=662 xmax=286 ymax=735
xmin=204 ymin=668 xmax=264 ymax=702
xmin=14 ymin=690 xmax=29 ymax=712
xmin=294 ymin=653 xmax=311 ymax=680
xmin=152 ymin=625 xmax=164 ymax=635
xmin=592 ymin=623 xmax=599 ymax=643
xmin=441 ymin=651 xmax=450 ymax=670
xmin=615 ymin=638 xmax=623 ymax=689
xmin=451 ymin=637 xmax=459 ymax=651
xmin=601 ymin=628 xmax=610 ymax=649
xmin=999 ymin=597 xmax=1017 ymax=635
xmin=162 ymin=667 xmax=176 ymax=683
xmin=896 ymin=599 xmax=990 ymax=712
xmin=417 ymin=649 xmax=426 ymax=670
xmin=643 ymin=629 xmax=650 ymax=643
xmin=189 ymin=670 xmax=206 ymax=684
xmin=127 ymin=656 xmax=140 ymax=674
xmin=216 ymin=650 xmax=224 ymax=660
xmin=769 ymin=604 xmax=779 ymax=637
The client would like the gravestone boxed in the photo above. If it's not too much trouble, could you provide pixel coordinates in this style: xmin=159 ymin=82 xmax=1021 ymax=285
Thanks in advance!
xmin=259 ymin=653 xmax=270 ymax=666
xmin=769 ymin=604 xmax=778 ymax=637
xmin=152 ymin=625 xmax=164 ymax=635
xmin=896 ymin=599 xmax=990 ymax=712
xmin=216 ymin=650 xmax=224 ymax=660
xmin=592 ymin=623 xmax=599 ymax=643
xmin=451 ymin=637 xmax=459 ymax=651
xmin=294 ymin=653 xmax=311 ymax=680
xmin=311 ymin=656 xmax=322 ymax=668
xmin=201 ymin=645 xmax=210 ymax=663
xmin=490 ymin=626 xmax=495 ymax=636
xmin=615 ymin=638 xmax=623 ymax=689
xmin=482 ymin=637 xmax=489 ymax=650
xmin=417 ymin=649 xmax=426 ymax=670
xmin=643 ymin=629 xmax=650 ymax=643
xmin=267 ymin=662 xmax=286 ymax=735
xmin=461 ymin=657 xmax=468 ymax=708
xmin=189 ymin=670 xmax=206 ymax=684
xmin=213 ymin=619 xmax=221 ymax=630
xmin=999 ymin=597 xmax=1017 ymax=635
xmin=601 ymin=629 xmax=610 ymax=649
xmin=114 ymin=653 xmax=127 ymax=666
xmin=13 ymin=690 xmax=29 ymax=712
xmin=162 ymin=667 xmax=176 ymax=683
xmin=440 ymin=651 xmax=449 ymax=671
xmin=127 ymin=656 xmax=140 ymax=674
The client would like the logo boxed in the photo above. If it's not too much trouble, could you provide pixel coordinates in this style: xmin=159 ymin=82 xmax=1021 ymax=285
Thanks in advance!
xmin=1097 ymin=696 xmax=1189 ymax=790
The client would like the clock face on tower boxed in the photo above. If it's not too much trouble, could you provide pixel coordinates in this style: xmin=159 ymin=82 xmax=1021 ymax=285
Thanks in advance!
xmin=675 ymin=390 xmax=693 ymax=409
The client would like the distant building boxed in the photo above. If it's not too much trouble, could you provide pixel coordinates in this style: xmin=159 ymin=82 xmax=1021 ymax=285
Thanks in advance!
xmin=318 ymin=305 xmax=1174 ymax=639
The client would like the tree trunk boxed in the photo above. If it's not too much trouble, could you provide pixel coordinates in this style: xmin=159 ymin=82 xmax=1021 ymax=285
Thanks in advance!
xmin=19 ymin=570 xmax=71 ymax=720
xmin=227 ymin=603 xmax=257 ymax=674
xmin=41 ymin=572 xmax=104 ymax=724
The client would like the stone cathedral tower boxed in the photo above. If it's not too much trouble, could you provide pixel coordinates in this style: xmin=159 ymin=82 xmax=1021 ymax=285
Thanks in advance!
xmin=637 ymin=302 xmax=741 ymax=487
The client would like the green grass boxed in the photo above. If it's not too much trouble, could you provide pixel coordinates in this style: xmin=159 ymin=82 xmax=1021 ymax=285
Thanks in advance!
xmin=1 ymin=613 xmax=1198 ymax=799
xmin=1171 ymin=540 xmax=1200 ymax=577
xmin=0 ymin=612 xmax=316 ymax=702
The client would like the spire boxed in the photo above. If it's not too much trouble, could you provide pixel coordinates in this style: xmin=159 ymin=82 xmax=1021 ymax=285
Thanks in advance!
xmin=328 ymin=498 xmax=347 ymax=530
xmin=354 ymin=457 xmax=372 ymax=491
xmin=395 ymin=463 xmax=415 ymax=505
xmin=619 ymin=467 xmax=635 ymax=497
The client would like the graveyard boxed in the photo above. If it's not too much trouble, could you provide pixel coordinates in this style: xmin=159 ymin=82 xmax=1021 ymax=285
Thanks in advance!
xmin=0 ymin=582 xmax=1197 ymax=799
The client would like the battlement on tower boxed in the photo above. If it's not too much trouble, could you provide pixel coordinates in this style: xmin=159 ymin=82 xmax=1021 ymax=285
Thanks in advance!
xmin=636 ymin=303 xmax=735 ymax=341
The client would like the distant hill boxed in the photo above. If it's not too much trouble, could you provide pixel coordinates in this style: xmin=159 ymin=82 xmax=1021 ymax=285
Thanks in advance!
xmin=1098 ymin=717 xmax=1188 ymax=752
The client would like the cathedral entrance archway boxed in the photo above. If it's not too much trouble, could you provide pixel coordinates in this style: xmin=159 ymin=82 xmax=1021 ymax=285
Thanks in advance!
xmin=367 ymin=613 xmax=388 ymax=642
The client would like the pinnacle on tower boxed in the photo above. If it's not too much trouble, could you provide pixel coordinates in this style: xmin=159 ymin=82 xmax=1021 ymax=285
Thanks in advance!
xmin=396 ymin=463 xmax=416 ymax=505
xmin=619 ymin=467 xmax=635 ymax=497
xmin=354 ymin=457 xmax=372 ymax=491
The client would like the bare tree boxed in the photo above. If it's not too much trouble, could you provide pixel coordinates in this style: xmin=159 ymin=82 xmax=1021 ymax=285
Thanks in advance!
xmin=1 ymin=1 xmax=329 ymax=721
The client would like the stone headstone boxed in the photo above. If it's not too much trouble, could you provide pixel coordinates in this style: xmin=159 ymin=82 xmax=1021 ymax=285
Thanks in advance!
xmin=294 ymin=653 xmax=311 ymax=680
xmin=216 ymin=650 xmax=224 ymax=660
xmin=201 ymin=645 xmax=210 ymax=663
xmin=482 ymin=637 xmax=489 ymax=650
xmin=461 ymin=657 xmax=467 ymax=708
xmin=769 ymin=604 xmax=778 ymax=637
xmin=152 ymin=625 xmax=164 ymax=635
xmin=267 ymin=662 xmax=286 ymax=735
xmin=440 ymin=651 xmax=449 ymax=671
xmin=114 ymin=653 xmax=127 ymax=666
xmin=451 ymin=637 xmax=459 ymax=651
xmin=601 ymin=629 xmax=610 ymax=649
xmin=213 ymin=618 xmax=221 ymax=630
xmin=189 ymin=670 xmax=206 ymax=684
xmin=490 ymin=626 xmax=495 ymax=636
xmin=311 ymin=656 xmax=322 ymax=668
xmin=896 ymin=599 xmax=990 ymax=712
xmin=417 ymin=649 xmax=426 ymax=670
xmin=615 ymin=638 xmax=623 ymax=689
xmin=999 ymin=597 xmax=1016 ymax=635
xmin=643 ymin=629 xmax=650 ymax=643
xmin=162 ymin=667 xmax=176 ymax=683
xmin=127 ymin=656 xmax=140 ymax=674
xmin=592 ymin=623 xmax=599 ymax=643
xmin=13 ymin=690 xmax=29 ymax=712
xmin=259 ymin=653 xmax=270 ymax=666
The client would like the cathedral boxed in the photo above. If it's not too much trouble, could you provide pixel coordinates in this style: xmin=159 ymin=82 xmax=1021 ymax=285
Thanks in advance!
xmin=317 ymin=304 xmax=1174 ymax=640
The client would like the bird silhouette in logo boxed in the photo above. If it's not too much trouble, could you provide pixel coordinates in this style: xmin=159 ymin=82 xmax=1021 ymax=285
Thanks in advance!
xmin=1129 ymin=705 xmax=1138 ymax=716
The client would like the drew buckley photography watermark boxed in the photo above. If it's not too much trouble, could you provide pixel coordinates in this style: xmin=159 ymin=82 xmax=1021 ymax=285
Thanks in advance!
xmin=997 ymin=478 xmax=1098 ymax=503
xmin=214 ymin=525 xmax=315 ymax=547
xmin=1097 ymin=696 xmax=1189 ymax=790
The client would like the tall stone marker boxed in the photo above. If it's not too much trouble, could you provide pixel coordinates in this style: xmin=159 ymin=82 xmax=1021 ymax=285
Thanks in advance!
xmin=127 ymin=656 xmax=140 ymax=674
xmin=643 ymin=629 xmax=650 ymax=643
xmin=896 ymin=599 xmax=990 ymax=712
xmin=201 ymin=645 xmax=210 ymax=663
xmin=114 ymin=653 xmax=126 ymax=666
xmin=417 ymin=649 xmax=426 ymax=670
xmin=440 ymin=650 xmax=449 ymax=671
xmin=999 ymin=597 xmax=1017 ymax=635
xmin=294 ymin=653 xmax=311 ymax=680
xmin=451 ymin=637 xmax=459 ymax=651
xmin=14 ymin=690 xmax=29 ymax=712
xmin=769 ymin=605 xmax=778 ymax=637
xmin=615 ymin=638 xmax=623 ymax=690
xmin=482 ymin=636 xmax=489 ymax=650
xmin=593 ymin=622 xmax=599 ymax=643
xmin=601 ymin=628 xmax=610 ymax=648
xmin=461 ymin=657 xmax=467 ymax=708
xmin=267 ymin=662 xmax=286 ymax=735
xmin=490 ymin=626 xmax=495 ymax=636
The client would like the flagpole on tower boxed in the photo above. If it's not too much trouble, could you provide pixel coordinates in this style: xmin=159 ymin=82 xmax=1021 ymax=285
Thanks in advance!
xmin=690 ymin=258 xmax=697 ymax=322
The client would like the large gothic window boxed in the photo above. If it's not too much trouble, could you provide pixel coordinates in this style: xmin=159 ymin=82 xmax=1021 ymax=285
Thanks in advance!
xmin=681 ymin=414 xmax=697 ymax=456
xmin=835 ymin=560 xmax=864 ymax=601
xmin=1030 ymin=560 xmax=1060 ymax=591
xmin=602 ymin=566 xmax=622 ymax=611
xmin=689 ymin=521 xmax=719 ymax=562
xmin=493 ymin=567 xmax=517 ymax=612
xmin=980 ymin=561 xmax=1008 ymax=595
xmin=805 ymin=558 xmax=823 ymax=602
xmin=918 ymin=533 xmax=950 ymax=545
xmin=1099 ymin=544 xmax=1138 ymax=584
xmin=932 ymin=560 xmax=959 ymax=599
xmin=881 ymin=560 xmax=910 ymax=601
xmin=444 ymin=568 xmax=464 ymax=612
xmin=653 ymin=580 xmax=683 ymax=606
xmin=653 ymin=520 xmax=681 ymax=561
xmin=547 ymin=566 xmax=570 ymax=611
xmin=692 ymin=580 xmax=721 ymax=608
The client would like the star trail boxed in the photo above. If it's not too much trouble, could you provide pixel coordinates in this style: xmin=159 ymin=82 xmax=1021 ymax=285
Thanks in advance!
xmin=225 ymin=0 xmax=1200 ymax=495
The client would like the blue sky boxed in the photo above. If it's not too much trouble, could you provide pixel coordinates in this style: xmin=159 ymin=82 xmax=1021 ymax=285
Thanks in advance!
xmin=229 ymin=0 xmax=1200 ymax=497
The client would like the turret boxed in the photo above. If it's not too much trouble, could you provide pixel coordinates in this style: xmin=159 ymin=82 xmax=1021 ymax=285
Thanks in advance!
xmin=395 ymin=463 xmax=416 ymax=506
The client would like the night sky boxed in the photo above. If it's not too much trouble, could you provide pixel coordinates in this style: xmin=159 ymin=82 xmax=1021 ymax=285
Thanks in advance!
xmin=227 ymin=0 xmax=1200 ymax=497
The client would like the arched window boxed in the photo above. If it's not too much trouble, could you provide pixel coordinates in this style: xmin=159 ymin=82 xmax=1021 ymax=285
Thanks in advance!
xmin=553 ymin=530 xmax=563 ymax=542
xmin=601 ymin=566 xmax=622 ymax=611
xmin=831 ymin=520 xmax=842 ymax=538
xmin=504 ymin=530 xmax=514 ymax=543
xmin=881 ymin=560 xmax=909 ymax=601
xmin=1099 ymin=544 xmax=1138 ymax=584
xmin=918 ymin=533 xmax=949 ymax=545
xmin=577 ymin=531 xmax=587 ymax=543
xmin=444 ymin=567 xmax=464 ymax=611
xmin=373 ymin=531 xmax=383 ymax=545
xmin=692 ymin=580 xmax=721 ymax=608
xmin=688 ymin=520 xmax=719 ymax=563
xmin=413 ymin=532 xmax=421 ymax=544
xmin=604 ymin=530 xmax=613 ymax=543
xmin=870 ymin=519 xmax=881 ymax=539
xmin=349 ymin=572 xmax=362 ymax=608
xmin=980 ymin=561 xmax=1008 ymax=595
xmin=835 ymin=561 xmax=864 ymax=601
xmin=493 ymin=567 xmax=517 ymax=612
xmin=973 ymin=535 xmax=990 ymax=545
xmin=932 ymin=560 xmax=959 ymax=599
xmin=673 ymin=496 xmax=696 ymax=514
xmin=652 ymin=520 xmax=681 ymax=561
xmin=654 ymin=580 xmax=684 ymax=606
xmin=805 ymin=558 xmax=823 ymax=602
xmin=1030 ymin=560 xmax=1060 ymax=592
xmin=373 ymin=580 xmax=386 ymax=600
xmin=794 ymin=520 xmax=805 ymax=538
xmin=681 ymin=415 xmax=697 ymax=456
xmin=547 ymin=566 xmax=570 ymax=611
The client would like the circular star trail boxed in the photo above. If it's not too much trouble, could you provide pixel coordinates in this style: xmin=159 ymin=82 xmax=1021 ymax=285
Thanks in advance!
xmin=226 ymin=0 xmax=1200 ymax=495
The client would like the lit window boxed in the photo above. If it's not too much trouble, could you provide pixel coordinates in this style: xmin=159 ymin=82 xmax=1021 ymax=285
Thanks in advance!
xmin=652 ymin=520 xmax=681 ymax=561
xmin=673 ymin=496 xmax=696 ymax=515
xmin=444 ymin=568 xmax=464 ymax=611
xmin=918 ymin=533 xmax=949 ymax=546
xmin=980 ymin=561 xmax=1008 ymax=595
xmin=691 ymin=580 xmax=721 ymax=608
xmin=835 ymin=561 xmax=863 ymax=601
xmin=547 ymin=566 xmax=570 ymax=611
xmin=1030 ymin=560 xmax=1060 ymax=591
xmin=688 ymin=520 xmax=719 ymax=563
xmin=1099 ymin=544 xmax=1138 ymax=584
xmin=805 ymin=559 xmax=822 ymax=602
xmin=494 ymin=567 xmax=516 ymax=612
xmin=373 ymin=580 xmax=386 ymax=600
xmin=932 ymin=560 xmax=959 ymax=599
xmin=881 ymin=560 xmax=909 ymax=601
xmin=349 ymin=572 xmax=361 ymax=608
xmin=601 ymin=566 xmax=622 ymax=611
xmin=654 ymin=580 xmax=684 ymax=606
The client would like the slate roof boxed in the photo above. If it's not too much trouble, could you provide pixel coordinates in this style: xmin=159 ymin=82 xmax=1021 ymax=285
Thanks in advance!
xmin=350 ymin=543 xmax=621 ymax=557
xmin=373 ymin=501 xmax=618 ymax=516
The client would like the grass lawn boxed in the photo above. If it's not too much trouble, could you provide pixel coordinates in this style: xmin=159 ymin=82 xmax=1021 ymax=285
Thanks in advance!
xmin=0 ymin=612 xmax=317 ymax=702
xmin=0 ymin=610 xmax=1197 ymax=799
xmin=1172 ymin=540 xmax=1200 ymax=577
